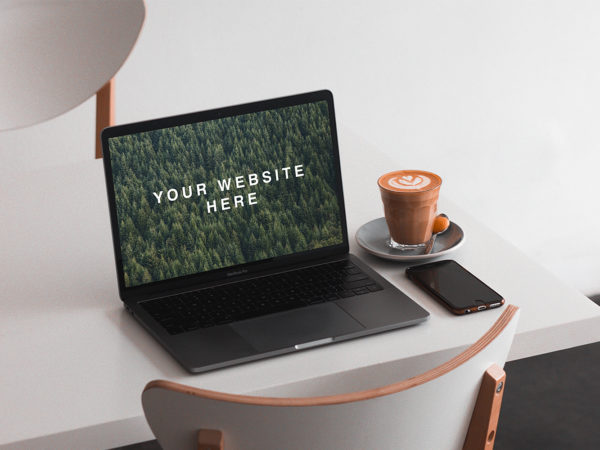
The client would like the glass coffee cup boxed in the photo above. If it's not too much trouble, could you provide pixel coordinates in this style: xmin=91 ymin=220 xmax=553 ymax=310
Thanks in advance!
xmin=377 ymin=170 xmax=446 ymax=250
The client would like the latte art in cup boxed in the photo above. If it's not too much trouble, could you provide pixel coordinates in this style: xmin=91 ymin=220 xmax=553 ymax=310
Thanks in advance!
xmin=379 ymin=171 xmax=441 ymax=192
xmin=387 ymin=174 xmax=431 ymax=190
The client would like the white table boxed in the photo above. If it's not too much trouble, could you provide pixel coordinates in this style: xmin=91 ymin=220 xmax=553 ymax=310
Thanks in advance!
xmin=1 ymin=135 xmax=599 ymax=449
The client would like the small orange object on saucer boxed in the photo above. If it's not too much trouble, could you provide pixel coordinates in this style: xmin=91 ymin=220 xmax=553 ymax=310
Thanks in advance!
xmin=433 ymin=215 xmax=450 ymax=234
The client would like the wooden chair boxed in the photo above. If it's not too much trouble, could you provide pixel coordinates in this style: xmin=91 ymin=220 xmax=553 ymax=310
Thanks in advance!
xmin=143 ymin=304 xmax=520 ymax=450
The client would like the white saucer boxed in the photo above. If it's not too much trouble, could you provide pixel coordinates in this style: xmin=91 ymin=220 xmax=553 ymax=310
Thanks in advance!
xmin=355 ymin=217 xmax=465 ymax=261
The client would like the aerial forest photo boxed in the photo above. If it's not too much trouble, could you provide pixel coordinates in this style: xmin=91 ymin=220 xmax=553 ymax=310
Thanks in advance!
xmin=108 ymin=101 xmax=343 ymax=287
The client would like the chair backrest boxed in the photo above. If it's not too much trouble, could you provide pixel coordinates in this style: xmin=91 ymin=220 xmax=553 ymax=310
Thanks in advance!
xmin=143 ymin=305 xmax=520 ymax=450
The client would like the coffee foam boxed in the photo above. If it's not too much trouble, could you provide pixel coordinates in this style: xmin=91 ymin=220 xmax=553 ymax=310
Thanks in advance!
xmin=379 ymin=171 xmax=441 ymax=192
xmin=388 ymin=174 xmax=431 ymax=190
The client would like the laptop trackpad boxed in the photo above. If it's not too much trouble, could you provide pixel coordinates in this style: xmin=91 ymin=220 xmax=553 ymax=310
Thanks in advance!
xmin=231 ymin=303 xmax=364 ymax=353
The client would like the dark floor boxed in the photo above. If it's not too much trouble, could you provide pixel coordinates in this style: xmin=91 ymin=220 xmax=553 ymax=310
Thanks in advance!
xmin=112 ymin=441 xmax=160 ymax=450
xmin=496 ymin=342 xmax=600 ymax=449
xmin=113 ymin=296 xmax=600 ymax=450
xmin=495 ymin=294 xmax=600 ymax=449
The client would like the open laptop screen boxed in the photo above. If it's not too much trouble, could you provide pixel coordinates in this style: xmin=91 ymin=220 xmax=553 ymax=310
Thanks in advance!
xmin=104 ymin=93 xmax=345 ymax=290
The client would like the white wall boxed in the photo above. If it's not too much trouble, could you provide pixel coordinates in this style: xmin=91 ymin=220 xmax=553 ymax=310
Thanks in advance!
xmin=2 ymin=0 xmax=599 ymax=294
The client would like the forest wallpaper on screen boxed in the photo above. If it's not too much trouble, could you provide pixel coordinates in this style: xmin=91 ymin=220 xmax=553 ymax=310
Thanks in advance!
xmin=109 ymin=101 xmax=343 ymax=287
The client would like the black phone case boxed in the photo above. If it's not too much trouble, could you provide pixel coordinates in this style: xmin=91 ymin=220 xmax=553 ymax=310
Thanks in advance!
xmin=406 ymin=260 xmax=505 ymax=315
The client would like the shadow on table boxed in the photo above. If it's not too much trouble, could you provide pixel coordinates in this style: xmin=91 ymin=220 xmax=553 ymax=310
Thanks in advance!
xmin=104 ymin=307 xmax=191 ymax=380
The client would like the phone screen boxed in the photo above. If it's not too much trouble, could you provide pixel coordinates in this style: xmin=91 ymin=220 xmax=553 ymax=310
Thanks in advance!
xmin=406 ymin=260 xmax=503 ymax=312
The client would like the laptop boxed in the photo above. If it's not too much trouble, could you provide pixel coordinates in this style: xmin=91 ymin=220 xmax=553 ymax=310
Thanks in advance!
xmin=101 ymin=90 xmax=429 ymax=373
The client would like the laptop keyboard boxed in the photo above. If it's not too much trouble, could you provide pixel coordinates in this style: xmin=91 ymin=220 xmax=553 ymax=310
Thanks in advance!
xmin=140 ymin=260 xmax=383 ymax=335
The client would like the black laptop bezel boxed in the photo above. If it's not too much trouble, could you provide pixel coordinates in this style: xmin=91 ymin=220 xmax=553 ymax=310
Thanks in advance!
xmin=102 ymin=90 xmax=349 ymax=302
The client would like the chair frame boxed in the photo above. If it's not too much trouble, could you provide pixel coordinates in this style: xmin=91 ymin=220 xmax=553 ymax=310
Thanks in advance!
xmin=145 ymin=304 xmax=518 ymax=450
xmin=95 ymin=79 xmax=115 ymax=159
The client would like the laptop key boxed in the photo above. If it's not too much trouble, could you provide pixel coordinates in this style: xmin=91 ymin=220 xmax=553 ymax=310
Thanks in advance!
xmin=344 ymin=273 xmax=369 ymax=282
xmin=338 ymin=290 xmax=356 ymax=298
xmin=353 ymin=287 xmax=370 ymax=295
xmin=343 ymin=279 xmax=375 ymax=290
xmin=183 ymin=322 xmax=201 ymax=331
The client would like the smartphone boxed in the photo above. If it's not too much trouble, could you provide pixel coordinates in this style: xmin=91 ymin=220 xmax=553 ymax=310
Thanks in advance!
xmin=406 ymin=260 xmax=505 ymax=315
